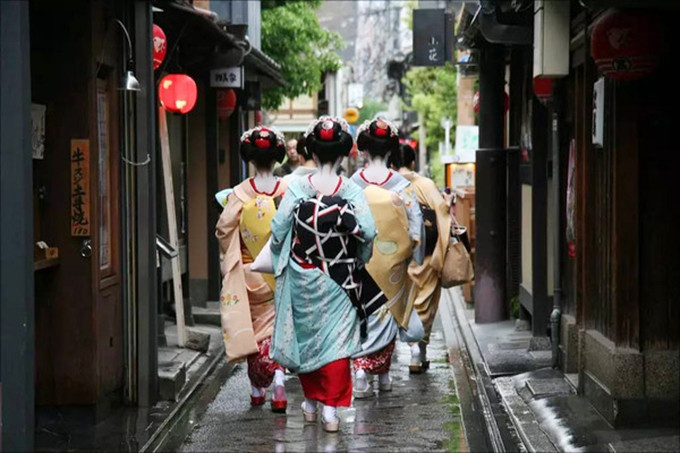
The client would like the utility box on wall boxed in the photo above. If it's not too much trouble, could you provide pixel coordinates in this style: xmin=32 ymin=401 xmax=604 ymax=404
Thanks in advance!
xmin=592 ymin=77 xmax=605 ymax=147
xmin=533 ymin=0 xmax=570 ymax=77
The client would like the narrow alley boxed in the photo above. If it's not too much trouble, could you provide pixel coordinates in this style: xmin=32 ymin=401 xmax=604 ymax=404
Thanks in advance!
xmin=172 ymin=320 xmax=464 ymax=452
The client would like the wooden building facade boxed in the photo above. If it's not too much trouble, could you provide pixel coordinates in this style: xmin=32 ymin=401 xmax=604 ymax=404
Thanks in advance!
xmin=458 ymin=0 xmax=679 ymax=427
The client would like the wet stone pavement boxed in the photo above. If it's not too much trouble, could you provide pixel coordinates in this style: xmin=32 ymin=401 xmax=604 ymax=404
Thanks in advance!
xmin=178 ymin=322 xmax=463 ymax=452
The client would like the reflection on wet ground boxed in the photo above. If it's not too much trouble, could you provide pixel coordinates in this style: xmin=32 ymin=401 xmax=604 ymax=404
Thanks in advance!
xmin=178 ymin=322 xmax=462 ymax=452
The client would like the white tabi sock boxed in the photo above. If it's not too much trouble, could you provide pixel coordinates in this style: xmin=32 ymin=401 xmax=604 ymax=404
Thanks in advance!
xmin=303 ymin=399 xmax=318 ymax=413
xmin=274 ymin=369 xmax=285 ymax=387
xmin=410 ymin=343 xmax=421 ymax=358
xmin=251 ymin=385 xmax=265 ymax=397
xmin=322 ymin=405 xmax=338 ymax=422
xmin=378 ymin=372 xmax=391 ymax=386
xmin=355 ymin=369 xmax=369 ymax=390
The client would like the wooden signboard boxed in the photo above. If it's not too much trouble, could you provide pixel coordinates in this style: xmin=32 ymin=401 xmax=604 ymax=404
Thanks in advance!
xmin=70 ymin=139 xmax=90 ymax=236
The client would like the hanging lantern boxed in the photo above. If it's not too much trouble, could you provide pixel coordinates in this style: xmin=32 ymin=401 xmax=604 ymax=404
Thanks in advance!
xmin=159 ymin=74 xmax=198 ymax=114
xmin=152 ymin=24 xmax=167 ymax=70
xmin=591 ymin=10 xmax=662 ymax=81
xmin=473 ymin=91 xmax=509 ymax=113
xmin=533 ymin=77 xmax=553 ymax=104
xmin=217 ymin=89 xmax=237 ymax=121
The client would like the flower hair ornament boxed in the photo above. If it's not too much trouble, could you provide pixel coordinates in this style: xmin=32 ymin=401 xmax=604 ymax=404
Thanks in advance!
xmin=304 ymin=116 xmax=354 ymax=162
xmin=356 ymin=117 xmax=400 ymax=156
xmin=239 ymin=125 xmax=287 ymax=166
xmin=356 ymin=116 xmax=399 ymax=138
xmin=240 ymin=125 xmax=286 ymax=147
xmin=304 ymin=115 xmax=350 ymax=138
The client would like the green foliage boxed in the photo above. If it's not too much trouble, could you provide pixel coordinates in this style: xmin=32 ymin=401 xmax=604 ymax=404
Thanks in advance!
xmin=403 ymin=63 xmax=458 ymax=187
xmin=511 ymin=295 xmax=520 ymax=319
xmin=261 ymin=1 xmax=343 ymax=109
xmin=444 ymin=380 xmax=464 ymax=452
xmin=357 ymin=99 xmax=388 ymax=124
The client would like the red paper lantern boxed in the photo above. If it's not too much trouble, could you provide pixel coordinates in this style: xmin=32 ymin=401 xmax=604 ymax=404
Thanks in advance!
xmin=533 ymin=76 xmax=553 ymax=103
xmin=591 ymin=10 xmax=662 ymax=81
xmin=473 ymin=91 xmax=509 ymax=114
xmin=152 ymin=24 xmax=167 ymax=70
xmin=217 ymin=89 xmax=237 ymax=121
xmin=159 ymin=74 xmax=197 ymax=114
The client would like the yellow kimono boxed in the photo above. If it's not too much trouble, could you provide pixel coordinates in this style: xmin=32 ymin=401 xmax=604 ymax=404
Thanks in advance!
xmin=399 ymin=169 xmax=451 ymax=342
xmin=215 ymin=178 xmax=287 ymax=363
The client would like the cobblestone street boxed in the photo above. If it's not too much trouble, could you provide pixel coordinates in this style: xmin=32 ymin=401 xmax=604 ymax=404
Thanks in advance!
xmin=178 ymin=320 xmax=464 ymax=452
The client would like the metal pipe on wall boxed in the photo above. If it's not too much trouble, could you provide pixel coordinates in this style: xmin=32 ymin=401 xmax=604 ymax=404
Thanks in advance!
xmin=550 ymin=85 xmax=563 ymax=368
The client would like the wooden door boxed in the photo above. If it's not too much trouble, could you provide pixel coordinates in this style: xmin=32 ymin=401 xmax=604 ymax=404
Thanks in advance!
xmin=93 ymin=77 xmax=123 ymax=398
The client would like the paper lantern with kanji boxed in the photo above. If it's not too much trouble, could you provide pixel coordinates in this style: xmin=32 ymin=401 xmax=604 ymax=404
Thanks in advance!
xmin=217 ymin=89 xmax=237 ymax=121
xmin=591 ymin=11 xmax=662 ymax=81
xmin=159 ymin=74 xmax=197 ymax=114
xmin=533 ymin=77 xmax=553 ymax=104
xmin=152 ymin=24 xmax=167 ymax=70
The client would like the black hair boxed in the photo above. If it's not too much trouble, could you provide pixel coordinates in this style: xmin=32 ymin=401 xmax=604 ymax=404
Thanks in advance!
xmin=239 ymin=128 xmax=286 ymax=169
xmin=296 ymin=133 xmax=312 ymax=161
xmin=305 ymin=120 xmax=353 ymax=165
xmin=389 ymin=143 xmax=417 ymax=169
xmin=356 ymin=119 xmax=399 ymax=158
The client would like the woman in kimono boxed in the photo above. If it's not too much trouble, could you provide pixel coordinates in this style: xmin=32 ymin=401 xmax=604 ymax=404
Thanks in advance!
xmin=215 ymin=126 xmax=289 ymax=412
xmin=350 ymin=118 xmax=424 ymax=398
xmin=389 ymin=143 xmax=451 ymax=373
xmin=270 ymin=116 xmax=376 ymax=432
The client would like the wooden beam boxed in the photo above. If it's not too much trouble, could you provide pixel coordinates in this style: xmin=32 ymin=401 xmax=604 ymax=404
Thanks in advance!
xmin=612 ymin=83 xmax=639 ymax=349
xmin=159 ymin=107 xmax=187 ymax=347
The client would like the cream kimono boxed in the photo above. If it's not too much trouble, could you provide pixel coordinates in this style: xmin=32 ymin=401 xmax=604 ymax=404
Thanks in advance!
xmin=399 ymin=169 xmax=451 ymax=342
xmin=215 ymin=178 xmax=287 ymax=363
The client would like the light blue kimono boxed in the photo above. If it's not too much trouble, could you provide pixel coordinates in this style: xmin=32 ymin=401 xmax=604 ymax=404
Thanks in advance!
xmin=350 ymin=169 xmax=425 ymax=358
xmin=270 ymin=176 xmax=376 ymax=374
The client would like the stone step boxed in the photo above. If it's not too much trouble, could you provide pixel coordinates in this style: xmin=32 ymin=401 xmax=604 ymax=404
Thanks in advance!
xmin=191 ymin=306 xmax=221 ymax=326
xmin=158 ymin=359 xmax=187 ymax=402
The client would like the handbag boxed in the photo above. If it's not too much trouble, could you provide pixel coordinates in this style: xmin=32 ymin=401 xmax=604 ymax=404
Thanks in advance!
xmin=398 ymin=308 xmax=425 ymax=343
xmin=440 ymin=222 xmax=474 ymax=289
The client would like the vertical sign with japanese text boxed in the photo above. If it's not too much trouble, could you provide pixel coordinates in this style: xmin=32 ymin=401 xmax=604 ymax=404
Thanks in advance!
xmin=70 ymin=139 xmax=90 ymax=236
xmin=413 ymin=9 xmax=453 ymax=67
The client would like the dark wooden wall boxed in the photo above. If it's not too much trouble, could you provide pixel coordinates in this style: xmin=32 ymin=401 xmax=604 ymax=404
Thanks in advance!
xmin=636 ymin=21 xmax=680 ymax=351
xmin=573 ymin=10 xmax=679 ymax=350
xmin=32 ymin=0 xmax=124 ymax=405
xmin=31 ymin=0 xmax=96 ymax=405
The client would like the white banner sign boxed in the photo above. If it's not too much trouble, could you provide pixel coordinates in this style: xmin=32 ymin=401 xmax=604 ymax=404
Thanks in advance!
xmin=454 ymin=125 xmax=478 ymax=162
xmin=210 ymin=67 xmax=244 ymax=88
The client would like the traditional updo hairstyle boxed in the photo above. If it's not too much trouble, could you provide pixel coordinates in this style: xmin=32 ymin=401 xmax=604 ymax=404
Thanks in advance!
xmin=388 ymin=143 xmax=417 ymax=170
xmin=239 ymin=126 xmax=286 ymax=169
xmin=304 ymin=116 xmax=354 ymax=165
xmin=356 ymin=117 xmax=399 ymax=158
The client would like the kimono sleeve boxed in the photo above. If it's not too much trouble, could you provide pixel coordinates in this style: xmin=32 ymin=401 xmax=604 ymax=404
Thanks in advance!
xmin=345 ymin=182 xmax=376 ymax=264
xmin=215 ymin=192 xmax=243 ymax=276
xmin=402 ymin=183 xmax=424 ymax=242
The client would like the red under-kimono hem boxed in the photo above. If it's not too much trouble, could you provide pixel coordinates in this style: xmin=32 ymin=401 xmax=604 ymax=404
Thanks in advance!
xmin=298 ymin=358 xmax=352 ymax=407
